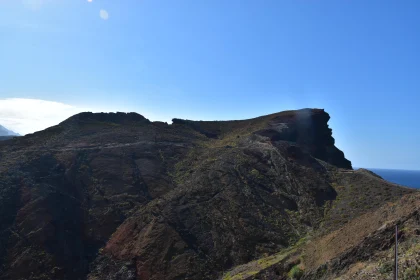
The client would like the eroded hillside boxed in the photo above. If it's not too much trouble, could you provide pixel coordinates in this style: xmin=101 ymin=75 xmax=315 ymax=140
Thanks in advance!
xmin=223 ymin=191 xmax=420 ymax=280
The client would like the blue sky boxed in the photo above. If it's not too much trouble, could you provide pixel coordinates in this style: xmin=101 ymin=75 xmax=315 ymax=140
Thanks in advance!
xmin=0 ymin=0 xmax=419 ymax=170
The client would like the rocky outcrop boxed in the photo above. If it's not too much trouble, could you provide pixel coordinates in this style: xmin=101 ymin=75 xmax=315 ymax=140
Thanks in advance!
xmin=61 ymin=112 xmax=150 ymax=125
xmin=174 ymin=109 xmax=351 ymax=169
xmin=254 ymin=109 xmax=351 ymax=169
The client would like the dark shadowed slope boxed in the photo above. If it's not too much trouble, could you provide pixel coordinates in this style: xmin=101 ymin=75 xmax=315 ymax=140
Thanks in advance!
xmin=0 ymin=109 xmax=415 ymax=280
xmin=0 ymin=136 xmax=18 ymax=141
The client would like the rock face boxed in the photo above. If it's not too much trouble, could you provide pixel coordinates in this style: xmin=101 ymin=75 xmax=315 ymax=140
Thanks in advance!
xmin=253 ymin=109 xmax=351 ymax=169
xmin=0 ymin=109 xmax=414 ymax=280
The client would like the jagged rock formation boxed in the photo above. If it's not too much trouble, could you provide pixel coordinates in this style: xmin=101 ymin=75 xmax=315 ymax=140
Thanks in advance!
xmin=0 ymin=109 xmax=416 ymax=280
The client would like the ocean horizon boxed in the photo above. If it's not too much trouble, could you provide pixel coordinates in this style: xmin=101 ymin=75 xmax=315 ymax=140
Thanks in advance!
xmin=357 ymin=167 xmax=420 ymax=189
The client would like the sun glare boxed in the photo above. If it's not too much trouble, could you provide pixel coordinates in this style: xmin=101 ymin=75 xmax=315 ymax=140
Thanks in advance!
xmin=100 ymin=9 xmax=109 ymax=20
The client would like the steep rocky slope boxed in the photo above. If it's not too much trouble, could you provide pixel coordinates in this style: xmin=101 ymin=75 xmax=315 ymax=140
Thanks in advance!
xmin=224 ymin=191 xmax=419 ymax=280
xmin=0 ymin=109 xmax=416 ymax=280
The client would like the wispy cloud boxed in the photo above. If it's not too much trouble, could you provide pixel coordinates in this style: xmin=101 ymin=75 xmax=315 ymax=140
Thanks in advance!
xmin=0 ymin=98 xmax=118 ymax=135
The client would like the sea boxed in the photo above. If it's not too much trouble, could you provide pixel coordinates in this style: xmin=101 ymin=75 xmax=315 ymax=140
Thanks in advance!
xmin=361 ymin=168 xmax=420 ymax=189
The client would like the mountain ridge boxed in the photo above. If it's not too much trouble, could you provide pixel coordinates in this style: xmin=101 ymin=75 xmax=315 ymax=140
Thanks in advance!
xmin=0 ymin=108 xmax=417 ymax=280
xmin=0 ymin=124 xmax=19 ymax=137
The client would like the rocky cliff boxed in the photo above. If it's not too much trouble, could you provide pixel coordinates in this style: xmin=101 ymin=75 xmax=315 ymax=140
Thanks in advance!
xmin=0 ymin=109 xmax=416 ymax=280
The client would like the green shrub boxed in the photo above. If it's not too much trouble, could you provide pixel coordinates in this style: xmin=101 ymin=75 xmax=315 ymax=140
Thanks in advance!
xmin=378 ymin=261 xmax=393 ymax=274
xmin=288 ymin=265 xmax=304 ymax=279
xmin=403 ymin=266 xmax=420 ymax=280
xmin=250 ymin=168 xmax=260 ymax=177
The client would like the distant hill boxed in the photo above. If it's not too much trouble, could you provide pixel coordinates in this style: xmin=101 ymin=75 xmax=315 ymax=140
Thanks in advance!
xmin=0 ymin=124 xmax=19 ymax=136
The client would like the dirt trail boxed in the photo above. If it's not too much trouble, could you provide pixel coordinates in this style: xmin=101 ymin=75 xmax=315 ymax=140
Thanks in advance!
xmin=9 ymin=140 xmax=189 ymax=153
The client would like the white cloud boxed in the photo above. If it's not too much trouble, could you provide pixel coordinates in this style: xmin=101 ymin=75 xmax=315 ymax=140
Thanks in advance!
xmin=0 ymin=98 xmax=115 ymax=135
xmin=100 ymin=9 xmax=109 ymax=20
